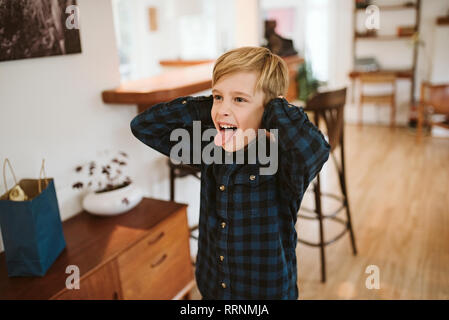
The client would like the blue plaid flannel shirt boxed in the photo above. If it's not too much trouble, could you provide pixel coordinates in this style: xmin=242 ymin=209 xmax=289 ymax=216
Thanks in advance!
xmin=130 ymin=95 xmax=331 ymax=300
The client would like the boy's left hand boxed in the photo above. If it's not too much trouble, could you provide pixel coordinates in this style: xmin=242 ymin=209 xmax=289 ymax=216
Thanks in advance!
xmin=264 ymin=95 xmax=284 ymax=142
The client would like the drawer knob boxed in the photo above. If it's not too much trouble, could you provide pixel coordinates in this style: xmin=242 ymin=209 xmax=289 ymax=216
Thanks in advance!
xmin=147 ymin=231 xmax=165 ymax=245
xmin=151 ymin=253 xmax=167 ymax=268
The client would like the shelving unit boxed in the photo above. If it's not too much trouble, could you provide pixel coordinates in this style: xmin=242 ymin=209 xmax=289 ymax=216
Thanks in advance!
xmin=351 ymin=0 xmax=422 ymax=116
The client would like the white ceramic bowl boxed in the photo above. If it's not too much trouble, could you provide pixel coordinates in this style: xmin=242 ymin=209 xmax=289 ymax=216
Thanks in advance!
xmin=82 ymin=183 xmax=143 ymax=216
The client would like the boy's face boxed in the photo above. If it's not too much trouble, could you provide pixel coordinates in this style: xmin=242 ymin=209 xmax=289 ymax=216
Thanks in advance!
xmin=211 ymin=71 xmax=265 ymax=152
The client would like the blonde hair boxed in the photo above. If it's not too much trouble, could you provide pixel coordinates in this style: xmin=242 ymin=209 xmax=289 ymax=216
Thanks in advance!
xmin=212 ymin=46 xmax=289 ymax=106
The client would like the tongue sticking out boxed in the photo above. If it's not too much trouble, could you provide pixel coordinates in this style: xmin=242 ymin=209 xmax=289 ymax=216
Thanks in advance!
xmin=214 ymin=129 xmax=236 ymax=147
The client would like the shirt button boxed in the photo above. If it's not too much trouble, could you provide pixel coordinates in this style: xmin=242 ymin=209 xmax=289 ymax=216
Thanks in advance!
xmin=219 ymin=255 xmax=224 ymax=261
xmin=249 ymin=175 xmax=256 ymax=181
xmin=221 ymin=282 xmax=227 ymax=289
xmin=219 ymin=185 xmax=225 ymax=191
xmin=221 ymin=222 xmax=226 ymax=229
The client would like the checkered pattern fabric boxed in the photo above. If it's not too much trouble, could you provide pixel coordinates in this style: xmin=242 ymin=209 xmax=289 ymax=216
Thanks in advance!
xmin=130 ymin=95 xmax=331 ymax=299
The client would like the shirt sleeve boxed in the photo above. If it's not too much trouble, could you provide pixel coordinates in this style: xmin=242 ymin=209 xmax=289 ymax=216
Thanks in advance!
xmin=261 ymin=97 xmax=331 ymax=199
xmin=130 ymin=95 xmax=214 ymax=168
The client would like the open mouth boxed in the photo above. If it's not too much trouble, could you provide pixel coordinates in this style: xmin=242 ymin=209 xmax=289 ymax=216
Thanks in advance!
xmin=214 ymin=122 xmax=239 ymax=147
xmin=219 ymin=123 xmax=238 ymax=131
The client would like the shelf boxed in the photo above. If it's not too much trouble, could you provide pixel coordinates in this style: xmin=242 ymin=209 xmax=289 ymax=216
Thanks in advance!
xmin=159 ymin=59 xmax=215 ymax=67
xmin=355 ymin=35 xmax=414 ymax=40
xmin=436 ymin=16 xmax=449 ymax=25
xmin=355 ymin=4 xmax=417 ymax=11
xmin=349 ymin=69 xmax=414 ymax=79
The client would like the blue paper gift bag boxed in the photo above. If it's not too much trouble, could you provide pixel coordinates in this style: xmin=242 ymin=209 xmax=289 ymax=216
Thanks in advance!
xmin=0 ymin=159 xmax=66 ymax=277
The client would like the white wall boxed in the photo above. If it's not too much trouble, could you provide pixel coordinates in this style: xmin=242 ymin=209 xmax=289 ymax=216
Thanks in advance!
xmin=0 ymin=0 xmax=181 ymax=254
xmin=113 ymin=0 xmax=241 ymax=81
xmin=111 ymin=0 xmax=180 ymax=81
xmin=235 ymin=0 xmax=260 ymax=47
xmin=417 ymin=0 xmax=449 ymax=83
xmin=430 ymin=25 xmax=449 ymax=83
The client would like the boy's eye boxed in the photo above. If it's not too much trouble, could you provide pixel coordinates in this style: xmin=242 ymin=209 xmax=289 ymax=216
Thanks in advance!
xmin=213 ymin=95 xmax=246 ymax=103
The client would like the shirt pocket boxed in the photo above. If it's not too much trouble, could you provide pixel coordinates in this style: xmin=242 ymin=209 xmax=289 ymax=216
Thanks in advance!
xmin=232 ymin=170 xmax=276 ymax=217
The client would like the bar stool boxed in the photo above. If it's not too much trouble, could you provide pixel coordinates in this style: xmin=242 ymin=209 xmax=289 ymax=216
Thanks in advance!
xmin=168 ymin=160 xmax=201 ymax=202
xmin=168 ymin=160 xmax=201 ymax=265
xmin=298 ymin=87 xmax=358 ymax=283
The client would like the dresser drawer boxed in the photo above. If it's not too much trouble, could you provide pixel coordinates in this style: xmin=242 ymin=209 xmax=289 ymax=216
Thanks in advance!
xmin=117 ymin=208 xmax=193 ymax=299
xmin=53 ymin=259 xmax=122 ymax=300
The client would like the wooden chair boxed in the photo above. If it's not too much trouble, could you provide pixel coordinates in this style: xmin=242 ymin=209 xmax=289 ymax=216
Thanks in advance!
xmin=300 ymin=87 xmax=358 ymax=283
xmin=358 ymin=73 xmax=397 ymax=128
xmin=416 ymin=82 xmax=449 ymax=143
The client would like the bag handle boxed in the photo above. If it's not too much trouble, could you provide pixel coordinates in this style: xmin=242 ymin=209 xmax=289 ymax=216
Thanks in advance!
xmin=3 ymin=158 xmax=18 ymax=193
xmin=38 ymin=159 xmax=49 ymax=194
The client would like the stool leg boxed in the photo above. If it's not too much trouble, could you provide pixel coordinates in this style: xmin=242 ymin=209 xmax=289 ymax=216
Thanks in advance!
xmin=390 ymin=95 xmax=396 ymax=129
xmin=314 ymin=172 xmax=326 ymax=283
xmin=416 ymin=102 xmax=423 ymax=143
xmin=169 ymin=164 xmax=175 ymax=201
xmin=358 ymin=98 xmax=363 ymax=128
xmin=340 ymin=140 xmax=357 ymax=256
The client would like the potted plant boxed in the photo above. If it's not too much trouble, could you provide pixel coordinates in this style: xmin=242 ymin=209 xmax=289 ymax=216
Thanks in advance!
xmin=297 ymin=61 xmax=326 ymax=103
xmin=72 ymin=150 xmax=143 ymax=216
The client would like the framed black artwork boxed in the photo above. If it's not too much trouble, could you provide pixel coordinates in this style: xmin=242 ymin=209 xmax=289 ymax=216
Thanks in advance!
xmin=0 ymin=0 xmax=82 ymax=62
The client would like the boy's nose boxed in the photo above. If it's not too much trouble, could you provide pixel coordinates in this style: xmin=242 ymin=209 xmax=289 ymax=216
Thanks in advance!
xmin=217 ymin=104 xmax=231 ymax=116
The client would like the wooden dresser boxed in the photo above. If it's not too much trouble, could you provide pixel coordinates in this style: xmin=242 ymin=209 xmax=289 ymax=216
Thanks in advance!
xmin=0 ymin=198 xmax=194 ymax=300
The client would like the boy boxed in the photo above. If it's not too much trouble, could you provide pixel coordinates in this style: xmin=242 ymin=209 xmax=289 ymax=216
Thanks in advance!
xmin=130 ymin=46 xmax=331 ymax=300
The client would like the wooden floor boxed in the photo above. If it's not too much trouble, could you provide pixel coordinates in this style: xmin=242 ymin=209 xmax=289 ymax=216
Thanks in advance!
xmin=189 ymin=124 xmax=449 ymax=300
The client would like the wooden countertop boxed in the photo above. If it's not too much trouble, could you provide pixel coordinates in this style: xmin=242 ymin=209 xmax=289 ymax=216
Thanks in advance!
xmin=159 ymin=59 xmax=215 ymax=67
xmin=102 ymin=55 xmax=304 ymax=112
xmin=0 ymin=198 xmax=187 ymax=299
xmin=102 ymin=62 xmax=214 ymax=107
